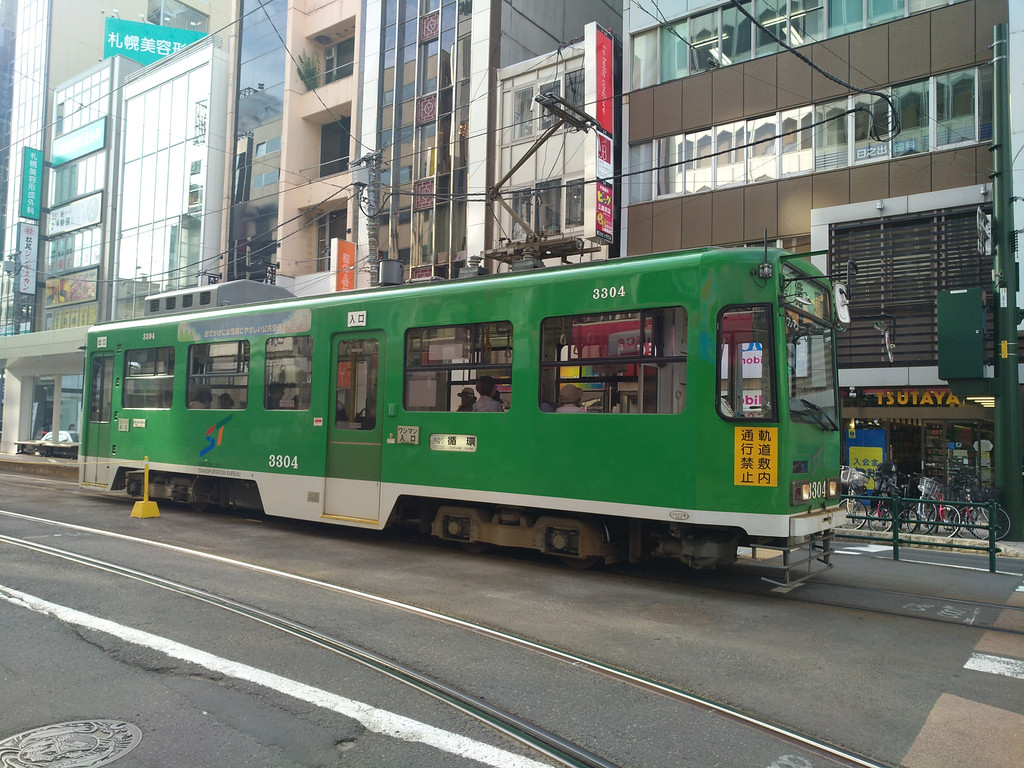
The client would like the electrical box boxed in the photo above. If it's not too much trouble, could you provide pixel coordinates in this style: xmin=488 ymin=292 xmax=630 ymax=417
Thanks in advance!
xmin=937 ymin=288 xmax=985 ymax=380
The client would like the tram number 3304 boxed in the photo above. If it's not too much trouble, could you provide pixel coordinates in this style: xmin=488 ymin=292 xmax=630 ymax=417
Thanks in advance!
xmin=269 ymin=454 xmax=299 ymax=470
xmin=593 ymin=285 xmax=626 ymax=300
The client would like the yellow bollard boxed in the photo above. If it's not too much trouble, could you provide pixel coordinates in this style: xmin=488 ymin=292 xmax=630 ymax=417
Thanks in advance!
xmin=130 ymin=455 xmax=160 ymax=518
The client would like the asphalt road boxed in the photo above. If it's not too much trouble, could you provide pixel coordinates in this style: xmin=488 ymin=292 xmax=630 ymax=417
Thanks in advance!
xmin=0 ymin=473 xmax=1022 ymax=768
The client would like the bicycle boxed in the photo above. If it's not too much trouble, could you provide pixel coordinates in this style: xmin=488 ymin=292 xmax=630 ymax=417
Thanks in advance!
xmin=865 ymin=464 xmax=904 ymax=532
xmin=946 ymin=469 xmax=1010 ymax=541
xmin=915 ymin=476 xmax=960 ymax=538
xmin=840 ymin=466 xmax=869 ymax=530
xmin=959 ymin=500 xmax=1011 ymax=541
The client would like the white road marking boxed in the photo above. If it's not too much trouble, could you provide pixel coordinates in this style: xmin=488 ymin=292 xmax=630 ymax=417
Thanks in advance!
xmin=963 ymin=652 xmax=1024 ymax=680
xmin=0 ymin=584 xmax=552 ymax=768
xmin=835 ymin=544 xmax=892 ymax=554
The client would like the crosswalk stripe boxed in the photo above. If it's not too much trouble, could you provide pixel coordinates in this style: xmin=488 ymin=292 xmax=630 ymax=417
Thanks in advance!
xmin=964 ymin=652 xmax=1024 ymax=680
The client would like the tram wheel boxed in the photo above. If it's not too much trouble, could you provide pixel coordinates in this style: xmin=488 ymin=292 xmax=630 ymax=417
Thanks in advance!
xmin=560 ymin=555 xmax=601 ymax=570
xmin=190 ymin=502 xmax=211 ymax=513
xmin=460 ymin=541 xmax=490 ymax=554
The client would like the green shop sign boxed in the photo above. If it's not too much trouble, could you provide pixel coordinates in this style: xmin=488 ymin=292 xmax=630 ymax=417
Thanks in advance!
xmin=20 ymin=147 xmax=43 ymax=220
xmin=103 ymin=18 xmax=206 ymax=67
xmin=51 ymin=118 xmax=106 ymax=167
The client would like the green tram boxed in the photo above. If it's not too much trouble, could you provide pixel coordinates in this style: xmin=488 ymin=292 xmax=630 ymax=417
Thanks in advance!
xmin=81 ymin=247 xmax=844 ymax=574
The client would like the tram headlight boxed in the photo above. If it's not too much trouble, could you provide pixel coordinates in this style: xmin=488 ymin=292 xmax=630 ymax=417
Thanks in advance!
xmin=827 ymin=478 xmax=840 ymax=498
xmin=791 ymin=481 xmax=811 ymax=504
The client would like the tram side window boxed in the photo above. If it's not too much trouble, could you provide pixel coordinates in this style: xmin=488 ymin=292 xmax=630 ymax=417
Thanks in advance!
xmin=265 ymin=336 xmax=313 ymax=410
xmin=89 ymin=355 xmax=114 ymax=423
xmin=404 ymin=321 xmax=513 ymax=411
xmin=123 ymin=347 xmax=175 ymax=409
xmin=539 ymin=307 xmax=687 ymax=413
xmin=187 ymin=341 xmax=249 ymax=410
xmin=717 ymin=305 xmax=776 ymax=420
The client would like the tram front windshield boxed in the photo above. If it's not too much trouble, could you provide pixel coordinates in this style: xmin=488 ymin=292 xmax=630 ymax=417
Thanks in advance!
xmin=783 ymin=269 xmax=838 ymax=431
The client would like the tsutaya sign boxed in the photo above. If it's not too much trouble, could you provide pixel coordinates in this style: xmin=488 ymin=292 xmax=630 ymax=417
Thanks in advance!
xmin=103 ymin=18 xmax=205 ymax=67
xmin=863 ymin=388 xmax=968 ymax=406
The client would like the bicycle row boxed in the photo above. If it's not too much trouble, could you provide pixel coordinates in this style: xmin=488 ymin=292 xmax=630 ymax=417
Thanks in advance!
xmin=839 ymin=464 xmax=1011 ymax=541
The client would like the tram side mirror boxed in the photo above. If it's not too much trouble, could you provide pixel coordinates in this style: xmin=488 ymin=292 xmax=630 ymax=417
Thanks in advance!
xmin=833 ymin=283 xmax=851 ymax=327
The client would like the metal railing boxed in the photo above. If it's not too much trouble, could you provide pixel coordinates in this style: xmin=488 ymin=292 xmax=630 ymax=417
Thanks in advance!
xmin=839 ymin=493 xmax=1005 ymax=573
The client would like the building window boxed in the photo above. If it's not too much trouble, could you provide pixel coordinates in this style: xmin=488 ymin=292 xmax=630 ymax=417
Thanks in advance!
xmin=827 ymin=0 xmax=865 ymax=36
xmin=325 ymin=38 xmax=355 ymax=83
xmin=814 ymin=99 xmax=850 ymax=171
xmin=656 ymin=135 xmax=685 ymax=196
xmin=660 ymin=20 xmax=687 ymax=82
xmin=853 ymin=91 xmax=891 ymax=163
xmin=513 ymin=87 xmax=533 ymax=140
xmin=628 ymin=143 xmax=653 ymax=204
xmin=540 ymin=308 xmax=688 ymax=414
xmin=316 ymin=209 xmax=348 ymax=272
xmin=629 ymin=65 xmax=989 ymax=201
xmin=321 ymin=118 xmax=351 ymax=176
xmin=715 ymin=122 xmax=747 ymax=188
xmin=789 ymin=0 xmax=824 ymax=45
xmin=565 ymin=69 xmax=585 ymax=110
xmin=720 ymin=2 xmax=753 ymax=64
xmin=539 ymin=81 xmax=560 ymax=130
xmin=893 ymin=79 xmax=929 ymax=156
xmin=747 ymin=115 xmax=778 ymax=182
xmin=780 ymin=106 xmax=814 ymax=176
xmin=685 ymin=130 xmax=714 ymax=194
xmin=631 ymin=29 xmax=658 ymax=90
xmin=511 ymin=189 xmax=533 ymax=239
xmin=688 ymin=10 xmax=720 ymax=73
xmin=566 ymin=179 xmax=585 ymax=228
xmin=536 ymin=179 xmax=561 ymax=235
xmin=936 ymin=69 xmax=976 ymax=147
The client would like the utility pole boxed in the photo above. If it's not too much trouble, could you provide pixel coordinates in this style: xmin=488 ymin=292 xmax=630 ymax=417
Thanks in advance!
xmin=354 ymin=151 xmax=383 ymax=287
xmin=991 ymin=24 xmax=1022 ymax=540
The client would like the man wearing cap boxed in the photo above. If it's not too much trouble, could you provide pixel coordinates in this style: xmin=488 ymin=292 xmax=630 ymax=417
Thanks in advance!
xmin=456 ymin=387 xmax=477 ymax=411
xmin=555 ymin=384 xmax=586 ymax=413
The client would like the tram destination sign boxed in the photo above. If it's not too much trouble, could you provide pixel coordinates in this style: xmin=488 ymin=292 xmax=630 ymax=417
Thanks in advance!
xmin=178 ymin=308 xmax=312 ymax=342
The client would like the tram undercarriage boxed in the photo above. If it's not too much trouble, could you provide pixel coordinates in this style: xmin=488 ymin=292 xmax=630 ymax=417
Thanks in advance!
xmin=121 ymin=467 xmax=830 ymax=574
xmin=428 ymin=503 xmax=742 ymax=570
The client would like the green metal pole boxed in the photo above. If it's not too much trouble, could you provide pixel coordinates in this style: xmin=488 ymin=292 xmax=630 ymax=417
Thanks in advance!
xmin=991 ymin=24 xmax=1023 ymax=541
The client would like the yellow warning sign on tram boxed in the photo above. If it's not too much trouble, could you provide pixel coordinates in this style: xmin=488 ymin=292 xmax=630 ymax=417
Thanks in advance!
xmin=734 ymin=426 xmax=778 ymax=487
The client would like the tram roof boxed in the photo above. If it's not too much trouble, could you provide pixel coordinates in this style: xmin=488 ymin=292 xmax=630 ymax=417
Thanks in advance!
xmin=89 ymin=246 xmax=822 ymax=333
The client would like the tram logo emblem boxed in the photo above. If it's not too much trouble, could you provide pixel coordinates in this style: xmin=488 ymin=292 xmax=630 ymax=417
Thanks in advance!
xmin=200 ymin=414 xmax=233 ymax=458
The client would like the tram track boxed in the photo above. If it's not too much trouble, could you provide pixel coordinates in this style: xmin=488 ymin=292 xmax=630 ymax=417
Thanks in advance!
xmin=0 ymin=510 xmax=888 ymax=768
xmin=772 ymin=581 xmax=1024 ymax=636
xmin=614 ymin=561 xmax=1024 ymax=637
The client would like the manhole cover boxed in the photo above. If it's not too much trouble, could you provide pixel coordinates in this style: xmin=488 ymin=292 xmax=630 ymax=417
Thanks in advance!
xmin=0 ymin=720 xmax=141 ymax=767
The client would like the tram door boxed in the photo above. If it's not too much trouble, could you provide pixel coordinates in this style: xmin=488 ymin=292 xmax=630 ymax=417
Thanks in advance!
xmin=324 ymin=333 xmax=383 ymax=521
xmin=82 ymin=354 xmax=115 ymax=487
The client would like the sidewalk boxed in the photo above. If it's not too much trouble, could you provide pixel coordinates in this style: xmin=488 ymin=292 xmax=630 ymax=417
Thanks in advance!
xmin=999 ymin=540 xmax=1024 ymax=558
xmin=0 ymin=452 xmax=79 ymax=482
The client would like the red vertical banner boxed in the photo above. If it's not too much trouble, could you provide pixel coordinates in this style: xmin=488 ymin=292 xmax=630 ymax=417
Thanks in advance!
xmin=336 ymin=240 xmax=356 ymax=292
xmin=595 ymin=182 xmax=613 ymax=243
xmin=595 ymin=28 xmax=613 ymax=136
